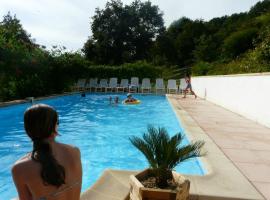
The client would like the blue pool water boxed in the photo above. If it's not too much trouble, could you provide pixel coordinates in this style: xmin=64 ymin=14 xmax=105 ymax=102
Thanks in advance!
xmin=0 ymin=94 xmax=204 ymax=199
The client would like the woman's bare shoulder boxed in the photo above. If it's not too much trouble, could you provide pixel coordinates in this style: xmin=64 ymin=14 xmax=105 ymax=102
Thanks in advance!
xmin=57 ymin=143 xmax=81 ymax=157
xmin=13 ymin=154 xmax=32 ymax=166
xmin=12 ymin=154 xmax=37 ymax=177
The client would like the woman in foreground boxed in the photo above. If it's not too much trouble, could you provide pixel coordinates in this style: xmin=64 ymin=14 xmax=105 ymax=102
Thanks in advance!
xmin=12 ymin=104 xmax=82 ymax=200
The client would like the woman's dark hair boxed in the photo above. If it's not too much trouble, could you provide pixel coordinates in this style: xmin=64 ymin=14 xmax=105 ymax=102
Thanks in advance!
xmin=24 ymin=104 xmax=65 ymax=187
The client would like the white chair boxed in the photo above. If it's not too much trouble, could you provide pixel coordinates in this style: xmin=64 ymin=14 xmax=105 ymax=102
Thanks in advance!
xmin=179 ymin=78 xmax=187 ymax=94
xmin=85 ymin=78 xmax=98 ymax=92
xmin=167 ymin=79 xmax=178 ymax=94
xmin=74 ymin=79 xmax=86 ymax=91
xmin=117 ymin=79 xmax=129 ymax=92
xmin=96 ymin=79 xmax=108 ymax=92
xmin=155 ymin=78 xmax=165 ymax=93
xmin=129 ymin=77 xmax=139 ymax=93
xmin=141 ymin=78 xmax=151 ymax=93
xmin=106 ymin=78 xmax=118 ymax=92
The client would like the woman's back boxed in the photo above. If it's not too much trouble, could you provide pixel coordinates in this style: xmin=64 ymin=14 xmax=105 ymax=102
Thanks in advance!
xmin=12 ymin=142 xmax=82 ymax=200
xmin=12 ymin=104 xmax=82 ymax=200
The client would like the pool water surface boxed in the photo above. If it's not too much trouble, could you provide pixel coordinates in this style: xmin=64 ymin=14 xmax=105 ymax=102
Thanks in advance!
xmin=0 ymin=93 xmax=204 ymax=199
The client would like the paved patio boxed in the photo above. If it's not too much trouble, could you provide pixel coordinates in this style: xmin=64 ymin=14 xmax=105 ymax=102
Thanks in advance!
xmin=175 ymin=96 xmax=270 ymax=200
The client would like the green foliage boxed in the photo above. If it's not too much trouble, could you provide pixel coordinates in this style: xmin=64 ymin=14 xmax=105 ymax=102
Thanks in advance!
xmin=83 ymin=0 xmax=165 ymax=65
xmin=193 ymin=35 xmax=219 ymax=62
xmin=249 ymin=0 xmax=270 ymax=17
xmin=192 ymin=23 xmax=270 ymax=76
xmin=0 ymin=13 xmax=91 ymax=101
xmin=192 ymin=62 xmax=213 ymax=76
xmin=222 ymin=28 xmax=258 ymax=59
xmin=256 ymin=25 xmax=270 ymax=62
xmin=129 ymin=125 xmax=205 ymax=188
xmin=0 ymin=12 xmax=33 ymax=46
xmin=0 ymin=77 xmax=17 ymax=100
xmin=255 ymin=13 xmax=270 ymax=26
xmin=84 ymin=61 xmax=162 ymax=81
xmin=169 ymin=18 xmax=207 ymax=66
xmin=151 ymin=0 xmax=270 ymax=75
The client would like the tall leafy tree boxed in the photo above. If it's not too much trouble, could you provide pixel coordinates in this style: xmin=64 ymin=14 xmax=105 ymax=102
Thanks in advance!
xmin=222 ymin=28 xmax=258 ymax=59
xmin=249 ymin=0 xmax=270 ymax=17
xmin=83 ymin=0 xmax=165 ymax=65
xmin=161 ymin=18 xmax=206 ymax=66
xmin=0 ymin=12 xmax=33 ymax=46
xmin=193 ymin=34 xmax=219 ymax=62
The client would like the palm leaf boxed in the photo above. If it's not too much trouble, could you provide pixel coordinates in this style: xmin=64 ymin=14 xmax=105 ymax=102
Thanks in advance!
xmin=129 ymin=125 xmax=205 ymax=188
xmin=129 ymin=136 xmax=157 ymax=168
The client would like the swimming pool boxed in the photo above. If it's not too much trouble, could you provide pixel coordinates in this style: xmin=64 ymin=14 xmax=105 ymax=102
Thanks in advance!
xmin=0 ymin=93 xmax=204 ymax=199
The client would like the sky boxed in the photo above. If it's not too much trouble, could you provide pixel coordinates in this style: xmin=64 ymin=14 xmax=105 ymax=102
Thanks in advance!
xmin=0 ymin=0 xmax=262 ymax=51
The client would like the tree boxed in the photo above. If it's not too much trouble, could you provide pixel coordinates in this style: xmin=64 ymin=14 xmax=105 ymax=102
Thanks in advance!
xmin=249 ymin=0 xmax=270 ymax=17
xmin=0 ymin=12 xmax=33 ymax=46
xmin=193 ymin=34 xmax=219 ymax=62
xmin=222 ymin=28 xmax=258 ymax=59
xmin=83 ymin=0 xmax=165 ymax=65
xmin=167 ymin=18 xmax=207 ymax=66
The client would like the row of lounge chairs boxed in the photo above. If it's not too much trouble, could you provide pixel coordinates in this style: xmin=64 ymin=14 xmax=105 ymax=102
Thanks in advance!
xmin=72 ymin=77 xmax=188 ymax=94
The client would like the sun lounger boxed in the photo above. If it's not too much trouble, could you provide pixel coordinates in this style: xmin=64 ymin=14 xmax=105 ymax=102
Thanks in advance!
xmin=129 ymin=77 xmax=139 ymax=93
xmin=167 ymin=79 xmax=178 ymax=94
xmin=155 ymin=78 xmax=165 ymax=93
xmin=96 ymin=79 xmax=108 ymax=92
xmin=106 ymin=78 xmax=118 ymax=92
xmin=141 ymin=78 xmax=151 ymax=93
xmin=117 ymin=79 xmax=129 ymax=92
xmin=74 ymin=79 xmax=86 ymax=91
xmin=85 ymin=78 xmax=98 ymax=92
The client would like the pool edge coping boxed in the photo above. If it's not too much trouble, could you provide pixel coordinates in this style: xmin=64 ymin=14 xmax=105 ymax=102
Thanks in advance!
xmin=0 ymin=92 xmax=80 ymax=108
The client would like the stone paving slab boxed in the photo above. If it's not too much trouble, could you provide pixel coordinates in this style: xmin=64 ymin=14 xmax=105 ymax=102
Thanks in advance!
xmin=174 ymin=96 xmax=270 ymax=200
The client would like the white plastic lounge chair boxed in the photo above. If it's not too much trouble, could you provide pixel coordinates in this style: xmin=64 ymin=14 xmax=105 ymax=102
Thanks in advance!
xmin=117 ymin=79 xmax=129 ymax=92
xmin=85 ymin=79 xmax=90 ymax=91
xmin=129 ymin=77 xmax=139 ymax=93
xmin=106 ymin=78 xmax=118 ymax=92
xmin=85 ymin=78 xmax=98 ymax=92
xmin=179 ymin=78 xmax=187 ymax=94
xmin=96 ymin=79 xmax=108 ymax=92
xmin=141 ymin=78 xmax=151 ymax=93
xmin=155 ymin=78 xmax=165 ymax=93
xmin=74 ymin=79 xmax=86 ymax=91
xmin=167 ymin=79 xmax=178 ymax=94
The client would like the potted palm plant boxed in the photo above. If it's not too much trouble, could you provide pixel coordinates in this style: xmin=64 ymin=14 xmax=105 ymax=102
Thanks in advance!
xmin=129 ymin=125 xmax=205 ymax=200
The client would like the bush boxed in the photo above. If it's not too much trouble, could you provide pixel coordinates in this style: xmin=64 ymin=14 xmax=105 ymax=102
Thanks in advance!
xmin=83 ymin=61 xmax=163 ymax=82
xmin=192 ymin=62 xmax=213 ymax=76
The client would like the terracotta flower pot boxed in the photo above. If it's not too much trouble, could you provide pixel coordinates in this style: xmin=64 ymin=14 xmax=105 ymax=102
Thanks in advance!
xmin=130 ymin=169 xmax=190 ymax=200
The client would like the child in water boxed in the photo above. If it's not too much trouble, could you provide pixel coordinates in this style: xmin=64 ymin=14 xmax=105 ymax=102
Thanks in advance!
xmin=114 ymin=96 xmax=119 ymax=104
xmin=109 ymin=96 xmax=119 ymax=105
xmin=124 ymin=93 xmax=137 ymax=103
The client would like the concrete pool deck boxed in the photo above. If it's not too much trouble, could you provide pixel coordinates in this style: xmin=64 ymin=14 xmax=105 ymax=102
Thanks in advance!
xmin=81 ymin=94 xmax=267 ymax=200
xmin=172 ymin=95 xmax=270 ymax=200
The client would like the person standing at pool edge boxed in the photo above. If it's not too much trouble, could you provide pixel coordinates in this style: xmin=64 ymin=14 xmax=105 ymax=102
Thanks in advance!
xmin=12 ymin=104 xmax=82 ymax=200
xmin=183 ymin=74 xmax=197 ymax=99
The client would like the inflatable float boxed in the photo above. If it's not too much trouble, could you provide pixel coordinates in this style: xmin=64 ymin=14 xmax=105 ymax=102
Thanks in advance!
xmin=122 ymin=100 xmax=141 ymax=105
